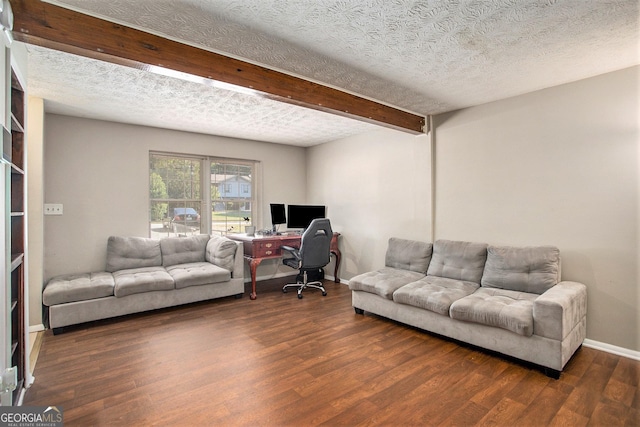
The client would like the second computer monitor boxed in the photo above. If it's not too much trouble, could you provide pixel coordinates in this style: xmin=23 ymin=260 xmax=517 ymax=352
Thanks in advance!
xmin=287 ymin=204 xmax=326 ymax=229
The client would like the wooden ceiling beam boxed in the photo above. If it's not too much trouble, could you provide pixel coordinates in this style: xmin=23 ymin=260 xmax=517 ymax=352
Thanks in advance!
xmin=10 ymin=0 xmax=426 ymax=134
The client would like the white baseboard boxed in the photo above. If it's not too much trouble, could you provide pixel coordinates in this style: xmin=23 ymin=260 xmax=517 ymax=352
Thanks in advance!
xmin=29 ymin=324 xmax=45 ymax=333
xmin=583 ymin=339 xmax=640 ymax=361
xmin=319 ymin=276 xmax=349 ymax=285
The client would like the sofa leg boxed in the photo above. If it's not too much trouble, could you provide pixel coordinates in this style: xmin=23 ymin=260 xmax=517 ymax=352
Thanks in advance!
xmin=52 ymin=327 xmax=64 ymax=335
xmin=234 ymin=293 xmax=243 ymax=299
xmin=354 ymin=307 xmax=364 ymax=315
xmin=544 ymin=367 xmax=561 ymax=379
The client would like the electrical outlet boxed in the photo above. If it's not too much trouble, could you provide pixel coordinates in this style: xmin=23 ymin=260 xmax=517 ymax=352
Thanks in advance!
xmin=44 ymin=203 xmax=63 ymax=215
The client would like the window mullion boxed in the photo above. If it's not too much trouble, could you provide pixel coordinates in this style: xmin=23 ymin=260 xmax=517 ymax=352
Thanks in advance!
xmin=203 ymin=157 xmax=212 ymax=235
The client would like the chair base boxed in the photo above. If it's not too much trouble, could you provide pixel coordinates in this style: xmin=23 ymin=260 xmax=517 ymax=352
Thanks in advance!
xmin=282 ymin=278 xmax=327 ymax=299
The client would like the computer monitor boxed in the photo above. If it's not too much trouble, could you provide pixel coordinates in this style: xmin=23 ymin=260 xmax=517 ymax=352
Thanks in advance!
xmin=287 ymin=205 xmax=326 ymax=229
xmin=270 ymin=203 xmax=286 ymax=226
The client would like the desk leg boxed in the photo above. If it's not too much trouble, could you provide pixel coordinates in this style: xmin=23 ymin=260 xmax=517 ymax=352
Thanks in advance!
xmin=332 ymin=249 xmax=341 ymax=283
xmin=248 ymin=258 xmax=262 ymax=300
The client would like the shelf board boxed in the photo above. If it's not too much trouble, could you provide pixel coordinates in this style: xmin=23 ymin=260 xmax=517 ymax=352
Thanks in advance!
xmin=11 ymin=253 xmax=24 ymax=271
xmin=10 ymin=163 xmax=25 ymax=175
xmin=11 ymin=211 xmax=24 ymax=217
xmin=11 ymin=114 xmax=24 ymax=133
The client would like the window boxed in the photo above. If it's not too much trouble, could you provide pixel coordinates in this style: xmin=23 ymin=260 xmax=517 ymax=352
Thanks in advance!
xmin=150 ymin=153 xmax=257 ymax=238
xmin=150 ymin=154 xmax=203 ymax=238
xmin=211 ymin=161 xmax=254 ymax=235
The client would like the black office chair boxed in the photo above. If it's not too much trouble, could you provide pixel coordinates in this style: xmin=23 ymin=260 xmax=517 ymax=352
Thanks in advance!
xmin=282 ymin=218 xmax=333 ymax=299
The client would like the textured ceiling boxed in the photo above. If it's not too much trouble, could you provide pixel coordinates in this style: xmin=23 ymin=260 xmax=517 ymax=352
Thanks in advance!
xmin=24 ymin=0 xmax=640 ymax=146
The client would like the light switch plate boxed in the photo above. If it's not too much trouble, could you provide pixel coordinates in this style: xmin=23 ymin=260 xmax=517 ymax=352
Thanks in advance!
xmin=44 ymin=203 xmax=63 ymax=215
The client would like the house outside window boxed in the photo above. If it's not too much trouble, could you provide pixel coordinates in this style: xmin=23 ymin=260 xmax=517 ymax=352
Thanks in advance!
xmin=150 ymin=153 xmax=257 ymax=238
xmin=211 ymin=161 xmax=254 ymax=235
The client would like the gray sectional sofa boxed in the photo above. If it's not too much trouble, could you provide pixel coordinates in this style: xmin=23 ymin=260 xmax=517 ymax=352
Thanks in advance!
xmin=43 ymin=234 xmax=244 ymax=333
xmin=349 ymin=238 xmax=587 ymax=377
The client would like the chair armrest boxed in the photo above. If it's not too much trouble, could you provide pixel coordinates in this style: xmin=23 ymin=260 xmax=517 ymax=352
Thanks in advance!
xmin=533 ymin=281 xmax=587 ymax=340
xmin=281 ymin=245 xmax=300 ymax=259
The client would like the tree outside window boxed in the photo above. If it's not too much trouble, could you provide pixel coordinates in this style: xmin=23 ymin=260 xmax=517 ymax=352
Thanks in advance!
xmin=149 ymin=154 xmax=202 ymax=238
xmin=150 ymin=153 xmax=257 ymax=238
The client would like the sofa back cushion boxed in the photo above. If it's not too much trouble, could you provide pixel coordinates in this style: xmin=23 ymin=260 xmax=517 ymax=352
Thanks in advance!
xmin=205 ymin=235 xmax=239 ymax=272
xmin=481 ymin=245 xmax=560 ymax=294
xmin=106 ymin=236 xmax=162 ymax=272
xmin=385 ymin=238 xmax=433 ymax=273
xmin=160 ymin=234 xmax=210 ymax=267
xmin=427 ymin=240 xmax=488 ymax=284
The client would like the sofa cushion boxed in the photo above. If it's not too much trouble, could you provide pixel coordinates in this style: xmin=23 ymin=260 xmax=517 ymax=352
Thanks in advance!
xmin=481 ymin=245 xmax=560 ymax=294
xmin=393 ymin=276 xmax=480 ymax=316
xmin=349 ymin=267 xmax=425 ymax=300
xmin=112 ymin=266 xmax=175 ymax=297
xmin=106 ymin=236 xmax=162 ymax=273
xmin=449 ymin=287 xmax=537 ymax=336
xmin=160 ymin=234 xmax=210 ymax=267
xmin=165 ymin=262 xmax=232 ymax=289
xmin=385 ymin=238 xmax=433 ymax=273
xmin=205 ymin=236 xmax=239 ymax=272
xmin=43 ymin=272 xmax=115 ymax=306
xmin=427 ymin=240 xmax=488 ymax=284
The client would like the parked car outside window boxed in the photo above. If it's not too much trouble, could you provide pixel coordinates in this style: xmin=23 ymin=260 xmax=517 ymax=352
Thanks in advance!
xmin=171 ymin=207 xmax=200 ymax=225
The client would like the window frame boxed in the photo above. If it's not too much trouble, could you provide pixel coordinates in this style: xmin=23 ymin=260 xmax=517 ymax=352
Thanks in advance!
xmin=209 ymin=157 xmax=258 ymax=235
xmin=149 ymin=151 xmax=260 ymax=238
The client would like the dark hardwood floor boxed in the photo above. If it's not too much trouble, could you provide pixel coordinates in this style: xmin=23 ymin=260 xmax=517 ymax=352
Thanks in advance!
xmin=25 ymin=278 xmax=638 ymax=426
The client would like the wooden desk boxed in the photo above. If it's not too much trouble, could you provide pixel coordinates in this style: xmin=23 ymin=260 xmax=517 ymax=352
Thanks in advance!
xmin=228 ymin=232 xmax=341 ymax=300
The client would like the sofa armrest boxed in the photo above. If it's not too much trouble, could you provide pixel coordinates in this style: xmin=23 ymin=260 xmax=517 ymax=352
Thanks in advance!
xmin=533 ymin=281 xmax=587 ymax=340
xmin=206 ymin=236 xmax=243 ymax=278
xmin=232 ymin=241 xmax=244 ymax=279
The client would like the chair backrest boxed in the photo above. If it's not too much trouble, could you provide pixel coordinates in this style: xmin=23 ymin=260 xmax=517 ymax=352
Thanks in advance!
xmin=298 ymin=218 xmax=333 ymax=269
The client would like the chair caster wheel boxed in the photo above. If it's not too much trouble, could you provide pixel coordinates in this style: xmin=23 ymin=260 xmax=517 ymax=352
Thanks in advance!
xmin=322 ymin=292 xmax=327 ymax=296
xmin=282 ymin=288 xmax=287 ymax=293
xmin=297 ymin=293 xmax=303 ymax=299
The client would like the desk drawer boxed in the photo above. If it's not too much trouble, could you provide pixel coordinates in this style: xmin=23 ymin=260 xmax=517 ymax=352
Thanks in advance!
xmin=253 ymin=241 xmax=279 ymax=257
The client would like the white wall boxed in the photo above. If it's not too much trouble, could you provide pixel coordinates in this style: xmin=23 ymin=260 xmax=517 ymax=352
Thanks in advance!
xmin=307 ymin=128 xmax=432 ymax=280
xmin=38 ymin=66 xmax=639 ymax=353
xmin=42 ymin=115 xmax=307 ymax=281
xmin=27 ymin=97 xmax=44 ymax=329
xmin=432 ymin=66 xmax=639 ymax=351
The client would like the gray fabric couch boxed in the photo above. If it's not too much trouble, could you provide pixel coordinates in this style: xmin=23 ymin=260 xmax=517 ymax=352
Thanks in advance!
xmin=43 ymin=234 xmax=244 ymax=333
xmin=349 ymin=238 xmax=587 ymax=377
